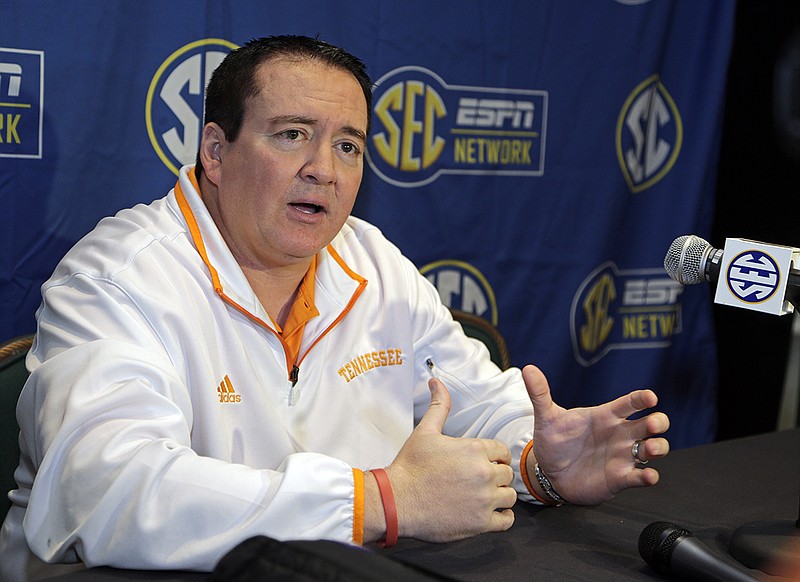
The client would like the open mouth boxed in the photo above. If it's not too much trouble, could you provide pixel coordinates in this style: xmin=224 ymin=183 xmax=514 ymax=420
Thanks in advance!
xmin=290 ymin=202 xmax=323 ymax=214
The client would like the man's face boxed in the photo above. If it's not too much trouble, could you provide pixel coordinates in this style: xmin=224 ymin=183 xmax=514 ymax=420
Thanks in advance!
xmin=205 ymin=57 xmax=368 ymax=271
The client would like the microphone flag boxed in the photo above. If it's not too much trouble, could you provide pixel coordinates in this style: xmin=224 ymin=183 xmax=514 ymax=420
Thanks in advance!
xmin=714 ymin=238 xmax=799 ymax=316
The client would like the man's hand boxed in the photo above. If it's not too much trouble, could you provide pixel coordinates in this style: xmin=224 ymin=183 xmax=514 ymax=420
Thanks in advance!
xmin=523 ymin=364 xmax=670 ymax=506
xmin=375 ymin=378 xmax=517 ymax=543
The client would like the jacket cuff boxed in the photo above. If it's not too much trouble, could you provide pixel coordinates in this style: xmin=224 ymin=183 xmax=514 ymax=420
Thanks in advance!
xmin=352 ymin=468 xmax=365 ymax=545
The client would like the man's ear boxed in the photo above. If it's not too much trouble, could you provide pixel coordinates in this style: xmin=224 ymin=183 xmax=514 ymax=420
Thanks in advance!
xmin=199 ymin=123 xmax=225 ymax=185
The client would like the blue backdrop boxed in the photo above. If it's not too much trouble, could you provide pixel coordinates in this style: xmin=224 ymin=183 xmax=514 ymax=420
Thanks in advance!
xmin=0 ymin=0 xmax=735 ymax=448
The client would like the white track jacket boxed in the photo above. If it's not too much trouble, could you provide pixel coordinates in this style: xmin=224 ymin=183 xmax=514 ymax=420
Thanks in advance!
xmin=0 ymin=165 xmax=534 ymax=578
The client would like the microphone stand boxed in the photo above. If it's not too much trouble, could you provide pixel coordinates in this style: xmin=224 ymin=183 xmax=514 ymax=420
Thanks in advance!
xmin=728 ymin=281 xmax=800 ymax=576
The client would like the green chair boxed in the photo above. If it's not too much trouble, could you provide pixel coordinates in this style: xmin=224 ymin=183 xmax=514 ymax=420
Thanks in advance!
xmin=449 ymin=309 xmax=511 ymax=370
xmin=0 ymin=334 xmax=33 ymax=520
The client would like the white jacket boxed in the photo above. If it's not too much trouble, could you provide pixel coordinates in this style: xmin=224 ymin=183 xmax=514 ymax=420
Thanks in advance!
xmin=0 ymin=165 xmax=534 ymax=578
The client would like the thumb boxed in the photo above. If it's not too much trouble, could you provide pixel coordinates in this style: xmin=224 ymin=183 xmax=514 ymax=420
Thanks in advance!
xmin=522 ymin=365 xmax=555 ymax=421
xmin=416 ymin=377 xmax=452 ymax=435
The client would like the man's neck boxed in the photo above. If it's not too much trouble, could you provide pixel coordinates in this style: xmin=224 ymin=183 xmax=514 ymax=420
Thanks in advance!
xmin=241 ymin=262 xmax=310 ymax=328
xmin=197 ymin=171 xmax=313 ymax=328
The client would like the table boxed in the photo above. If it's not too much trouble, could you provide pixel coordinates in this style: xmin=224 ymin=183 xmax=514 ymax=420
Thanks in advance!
xmin=387 ymin=427 xmax=800 ymax=581
xmin=48 ymin=428 xmax=800 ymax=581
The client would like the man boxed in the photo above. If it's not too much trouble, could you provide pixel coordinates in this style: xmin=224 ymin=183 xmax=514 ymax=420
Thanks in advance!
xmin=0 ymin=35 xmax=669 ymax=579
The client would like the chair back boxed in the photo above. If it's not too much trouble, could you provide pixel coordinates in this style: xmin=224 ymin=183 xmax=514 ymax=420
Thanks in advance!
xmin=0 ymin=335 xmax=33 ymax=520
xmin=449 ymin=309 xmax=511 ymax=370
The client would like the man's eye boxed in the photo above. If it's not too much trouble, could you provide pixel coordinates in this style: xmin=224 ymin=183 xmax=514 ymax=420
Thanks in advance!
xmin=339 ymin=142 xmax=361 ymax=155
xmin=283 ymin=130 xmax=301 ymax=140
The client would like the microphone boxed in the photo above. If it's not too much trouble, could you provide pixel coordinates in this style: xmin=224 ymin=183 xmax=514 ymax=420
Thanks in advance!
xmin=663 ymin=235 xmax=723 ymax=286
xmin=664 ymin=234 xmax=800 ymax=315
xmin=638 ymin=521 xmax=759 ymax=581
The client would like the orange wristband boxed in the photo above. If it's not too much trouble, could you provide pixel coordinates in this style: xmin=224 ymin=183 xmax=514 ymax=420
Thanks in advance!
xmin=371 ymin=468 xmax=398 ymax=548
xmin=520 ymin=439 xmax=561 ymax=506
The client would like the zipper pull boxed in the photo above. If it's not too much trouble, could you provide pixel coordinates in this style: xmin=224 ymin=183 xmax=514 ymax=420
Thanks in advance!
xmin=288 ymin=365 xmax=301 ymax=406
xmin=425 ymin=358 xmax=437 ymax=378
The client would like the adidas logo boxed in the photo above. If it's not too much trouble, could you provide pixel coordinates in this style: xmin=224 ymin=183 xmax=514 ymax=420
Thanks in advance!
xmin=217 ymin=375 xmax=241 ymax=403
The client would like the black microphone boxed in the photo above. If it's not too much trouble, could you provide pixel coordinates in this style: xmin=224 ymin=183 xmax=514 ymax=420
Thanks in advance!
xmin=664 ymin=234 xmax=800 ymax=313
xmin=638 ymin=521 xmax=759 ymax=582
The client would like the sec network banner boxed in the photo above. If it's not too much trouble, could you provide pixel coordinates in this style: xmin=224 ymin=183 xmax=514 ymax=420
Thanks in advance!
xmin=0 ymin=1 xmax=734 ymax=448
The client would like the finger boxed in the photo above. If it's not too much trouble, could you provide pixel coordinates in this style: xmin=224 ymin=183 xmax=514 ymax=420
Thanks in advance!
xmin=644 ymin=411 xmax=670 ymax=436
xmin=626 ymin=412 xmax=670 ymax=448
xmin=487 ymin=508 xmax=515 ymax=533
xmin=496 ymin=484 xmax=518 ymax=509
xmin=606 ymin=389 xmax=659 ymax=420
xmin=484 ymin=439 xmax=512 ymax=466
xmin=522 ymin=365 xmax=556 ymax=420
xmin=415 ymin=378 xmax=452 ymax=435
xmin=624 ymin=466 xmax=661 ymax=489
xmin=629 ymin=389 xmax=658 ymax=411
xmin=493 ymin=462 xmax=514 ymax=486
xmin=637 ymin=437 xmax=670 ymax=461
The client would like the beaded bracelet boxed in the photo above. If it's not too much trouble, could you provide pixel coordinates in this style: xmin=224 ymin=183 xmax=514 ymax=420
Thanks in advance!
xmin=371 ymin=468 xmax=398 ymax=548
xmin=534 ymin=463 xmax=566 ymax=506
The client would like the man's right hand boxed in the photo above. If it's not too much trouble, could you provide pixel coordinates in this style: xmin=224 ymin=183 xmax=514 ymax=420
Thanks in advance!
xmin=365 ymin=378 xmax=517 ymax=544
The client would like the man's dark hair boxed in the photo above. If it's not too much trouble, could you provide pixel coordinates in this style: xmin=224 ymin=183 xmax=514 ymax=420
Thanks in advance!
xmin=195 ymin=35 xmax=372 ymax=177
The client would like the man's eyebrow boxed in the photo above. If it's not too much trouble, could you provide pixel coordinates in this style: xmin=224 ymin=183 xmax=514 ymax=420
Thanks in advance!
xmin=342 ymin=126 xmax=367 ymax=145
xmin=268 ymin=114 xmax=317 ymax=127
xmin=268 ymin=115 xmax=366 ymax=144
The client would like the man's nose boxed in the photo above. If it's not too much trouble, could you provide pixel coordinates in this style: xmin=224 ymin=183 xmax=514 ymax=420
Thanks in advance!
xmin=301 ymin=142 xmax=336 ymax=184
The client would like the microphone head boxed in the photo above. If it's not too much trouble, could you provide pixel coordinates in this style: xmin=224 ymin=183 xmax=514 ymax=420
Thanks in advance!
xmin=638 ymin=521 xmax=693 ymax=575
xmin=664 ymin=235 xmax=712 ymax=285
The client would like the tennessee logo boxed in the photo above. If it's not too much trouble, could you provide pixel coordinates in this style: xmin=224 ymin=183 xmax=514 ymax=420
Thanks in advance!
xmin=217 ymin=374 xmax=241 ymax=403
xmin=337 ymin=348 xmax=404 ymax=383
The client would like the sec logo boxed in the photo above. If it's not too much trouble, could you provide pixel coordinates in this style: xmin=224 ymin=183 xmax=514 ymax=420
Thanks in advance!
xmin=726 ymin=250 xmax=781 ymax=304
xmin=146 ymin=39 xmax=237 ymax=175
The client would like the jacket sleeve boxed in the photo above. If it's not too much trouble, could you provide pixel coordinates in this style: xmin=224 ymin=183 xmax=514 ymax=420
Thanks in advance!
xmin=19 ymin=274 xmax=360 ymax=571
xmin=403 ymin=260 xmax=536 ymax=501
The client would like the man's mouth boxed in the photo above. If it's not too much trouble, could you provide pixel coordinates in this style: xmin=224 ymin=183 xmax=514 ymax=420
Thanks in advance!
xmin=290 ymin=202 xmax=323 ymax=214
